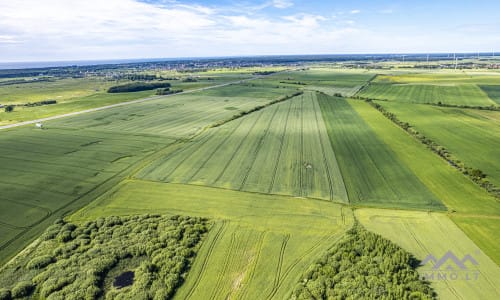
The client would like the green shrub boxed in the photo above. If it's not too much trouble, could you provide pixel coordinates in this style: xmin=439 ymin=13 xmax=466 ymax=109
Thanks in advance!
xmin=11 ymin=281 xmax=34 ymax=298
xmin=26 ymin=255 xmax=55 ymax=270
xmin=0 ymin=289 xmax=11 ymax=300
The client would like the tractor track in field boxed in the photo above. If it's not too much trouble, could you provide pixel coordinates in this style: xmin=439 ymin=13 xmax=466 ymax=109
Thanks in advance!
xmin=209 ymin=230 xmax=236 ymax=300
xmin=299 ymin=95 xmax=305 ymax=197
xmin=268 ymin=99 xmax=293 ymax=194
xmin=212 ymin=110 xmax=265 ymax=185
xmin=266 ymin=234 xmax=290 ymax=300
xmin=238 ymin=230 xmax=266 ymax=300
xmin=311 ymin=94 xmax=335 ymax=201
xmin=240 ymin=104 xmax=280 ymax=190
xmin=187 ymin=116 xmax=246 ymax=183
xmin=183 ymin=220 xmax=228 ymax=300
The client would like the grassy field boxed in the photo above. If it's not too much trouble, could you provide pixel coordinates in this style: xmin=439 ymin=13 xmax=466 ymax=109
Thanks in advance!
xmin=375 ymin=102 xmax=500 ymax=188
xmin=318 ymin=94 xmax=444 ymax=210
xmin=356 ymin=209 xmax=500 ymax=300
xmin=138 ymin=91 xmax=348 ymax=201
xmin=71 ymin=180 xmax=354 ymax=300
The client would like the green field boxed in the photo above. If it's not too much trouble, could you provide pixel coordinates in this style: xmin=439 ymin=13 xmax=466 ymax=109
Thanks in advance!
xmin=0 ymin=73 xmax=253 ymax=126
xmin=71 ymin=181 xmax=354 ymax=300
xmin=318 ymin=94 xmax=444 ymax=210
xmin=359 ymin=82 xmax=496 ymax=106
xmin=375 ymin=101 xmax=500 ymax=188
xmin=138 ymin=91 xmax=348 ymax=201
xmin=356 ymin=209 xmax=500 ymax=300
xmin=1 ymin=67 xmax=500 ymax=299
xmin=479 ymin=85 xmax=500 ymax=104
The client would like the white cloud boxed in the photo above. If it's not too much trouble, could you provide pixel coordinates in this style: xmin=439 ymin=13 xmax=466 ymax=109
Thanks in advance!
xmin=379 ymin=9 xmax=394 ymax=14
xmin=271 ymin=0 xmax=294 ymax=9
xmin=350 ymin=10 xmax=361 ymax=14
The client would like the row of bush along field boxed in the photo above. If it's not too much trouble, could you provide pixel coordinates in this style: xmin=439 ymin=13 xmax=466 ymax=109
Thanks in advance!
xmin=0 ymin=74 xmax=252 ymax=126
xmin=71 ymin=181 xmax=354 ymax=300
xmin=0 ymin=80 xmax=300 ymax=264
xmin=138 ymin=91 xmax=348 ymax=202
xmin=358 ymin=72 xmax=500 ymax=106
xmin=356 ymin=209 xmax=500 ymax=300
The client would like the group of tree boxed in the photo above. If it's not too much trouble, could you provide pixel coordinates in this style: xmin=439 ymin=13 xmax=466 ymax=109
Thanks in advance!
xmin=0 ymin=214 xmax=208 ymax=299
xmin=107 ymin=82 xmax=171 ymax=93
xmin=156 ymin=88 xmax=183 ymax=95
xmin=291 ymin=223 xmax=435 ymax=300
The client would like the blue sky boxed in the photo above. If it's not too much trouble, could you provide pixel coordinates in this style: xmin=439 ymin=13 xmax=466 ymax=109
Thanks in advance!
xmin=0 ymin=0 xmax=499 ymax=62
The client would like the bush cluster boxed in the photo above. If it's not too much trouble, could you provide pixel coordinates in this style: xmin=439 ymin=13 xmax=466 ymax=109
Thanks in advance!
xmin=292 ymin=224 xmax=435 ymax=300
xmin=0 ymin=215 xmax=208 ymax=299
xmin=107 ymin=82 xmax=171 ymax=93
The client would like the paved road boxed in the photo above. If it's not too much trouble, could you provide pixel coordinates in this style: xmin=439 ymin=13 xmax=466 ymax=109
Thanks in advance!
xmin=0 ymin=78 xmax=256 ymax=131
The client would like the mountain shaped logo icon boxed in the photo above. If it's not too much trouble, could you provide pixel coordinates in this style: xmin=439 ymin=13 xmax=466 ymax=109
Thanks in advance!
xmin=420 ymin=251 xmax=478 ymax=270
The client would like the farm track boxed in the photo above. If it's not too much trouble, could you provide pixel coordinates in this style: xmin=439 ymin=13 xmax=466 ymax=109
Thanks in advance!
xmin=266 ymin=234 xmax=290 ymax=300
xmin=238 ymin=231 xmax=266 ymax=300
xmin=183 ymin=220 xmax=228 ymax=300
xmin=209 ymin=231 xmax=236 ymax=300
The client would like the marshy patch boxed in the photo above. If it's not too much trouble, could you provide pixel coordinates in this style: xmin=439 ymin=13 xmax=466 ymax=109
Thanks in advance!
xmin=113 ymin=271 xmax=135 ymax=289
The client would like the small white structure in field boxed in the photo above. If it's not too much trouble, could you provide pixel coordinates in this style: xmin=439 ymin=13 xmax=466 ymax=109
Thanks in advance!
xmin=35 ymin=122 xmax=43 ymax=129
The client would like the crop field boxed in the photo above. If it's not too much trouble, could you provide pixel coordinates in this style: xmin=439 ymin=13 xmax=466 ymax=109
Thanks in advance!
xmin=71 ymin=180 xmax=354 ymax=300
xmin=318 ymin=94 xmax=444 ymax=210
xmin=359 ymin=82 xmax=496 ymax=106
xmin=138 ymin=91 xmax=348 ymax=201
xmin=0 ymin=126 xmax=172 ymax=262
xmin=47 ymin=82 xmax=298 ymax=138
xmin=356 ymin=209 xmax=500 ymax=300
xmin=0 ymin=73 xmax=254 ymax=126
xmin=348 ymin=99 xmax=500 ymax=215
xmin=479 ymin=85 xmax=500 ymax=104
xmin=376 ymin=101 xmax=500 ymax=187
xmin=272 ymin=68 xmax=374 ymax=96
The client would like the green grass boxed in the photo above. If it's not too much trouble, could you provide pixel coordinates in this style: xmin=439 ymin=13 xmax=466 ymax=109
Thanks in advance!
xmin=376 ymin=102 xmax=500 ymax=188
xmin=359 ymin=83 xmax=496 ymax=106
xmin=479 ymin=85 xmax=500 ymax=104
xmin=451 ymin=215 xmax=500 ymax=265
xmin=356 ymin=209 xmax=500 ymax=300
xmin=138 ymin=92 xmax=348 ymax=201
xmin=351 ymin=99 xmax=500 ymax=215
xmin=373 ymin=72 xmax=500 ymax=85
xmin=317 ymin=94 xmax=444 ymax=210
xmin=71 ymin=180 xmax=354 ymax=300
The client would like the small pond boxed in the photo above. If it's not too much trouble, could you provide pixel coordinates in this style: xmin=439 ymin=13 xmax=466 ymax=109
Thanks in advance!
xmin=113 ymin=271 xmax=135 ymax=289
